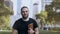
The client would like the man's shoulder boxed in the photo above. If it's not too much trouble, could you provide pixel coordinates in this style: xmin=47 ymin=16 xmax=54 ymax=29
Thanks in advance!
xmin=15 ymin=18 xmax=22 ymax=22
xmin=29 ymin=18 xmax=36 ymax=22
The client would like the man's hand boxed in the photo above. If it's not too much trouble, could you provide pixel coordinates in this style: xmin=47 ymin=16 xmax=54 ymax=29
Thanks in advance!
xmin=28 ymin=28 xmax=34 ymax=34
xmin=12 ymin=29 xmax=17 ymax=34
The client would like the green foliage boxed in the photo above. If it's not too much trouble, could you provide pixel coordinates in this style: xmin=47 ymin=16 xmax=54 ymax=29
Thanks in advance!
xmin=35 ymin=14 xmax=40 ymax=19
xmin=52 ymin=27 xmax=60 ymax=31
xmin=35 ymin=0 xmax=60 ymax=30
xmin=35 ymin=11 xmax=48 ymax=24
xmin=0 ymin=0 xmax=13 ymax=30
xmin=40 ymin=11 xmax=48 ymax=18
xmin=52 ymin=0 xmax=60 ymax=7
xmin=45 ymin=0 xmax=60 ymax=25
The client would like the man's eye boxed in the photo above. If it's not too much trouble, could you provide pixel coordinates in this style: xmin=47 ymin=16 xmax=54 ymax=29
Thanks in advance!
xmin=26 ymin=11 xmax=28 ymax=12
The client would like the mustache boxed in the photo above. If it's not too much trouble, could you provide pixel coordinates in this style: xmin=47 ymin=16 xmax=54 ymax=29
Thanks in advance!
xmin=22 ymin=16 xmax=28 ymax=19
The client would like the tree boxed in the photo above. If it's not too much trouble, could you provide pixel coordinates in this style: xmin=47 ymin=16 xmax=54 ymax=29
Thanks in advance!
xmin=35 ymin=0 xmax=60 ymax=30
xmin=35 ymin=11 xmax=48 ymax=30
xmin=0 ymin=0 xmax=13 ymax=30
xmin=45 ymin=0 xmax=60 ymax=29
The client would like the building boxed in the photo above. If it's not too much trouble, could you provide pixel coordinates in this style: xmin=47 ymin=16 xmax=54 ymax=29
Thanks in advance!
xmin=41 ymin=0 xmax=52 ymax=10
xmin=33 ymin=3 xmax=39 ymax=19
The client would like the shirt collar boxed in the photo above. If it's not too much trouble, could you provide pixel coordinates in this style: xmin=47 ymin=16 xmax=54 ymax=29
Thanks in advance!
xmin=22 ymin=17 xmax=29 ymax=21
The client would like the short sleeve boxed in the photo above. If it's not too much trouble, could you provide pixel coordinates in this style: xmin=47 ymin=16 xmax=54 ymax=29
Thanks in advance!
xmin=33 ymin=20 xmax=38 ymax=29
xmin=13 ymin=21 xmax=18 ymax=30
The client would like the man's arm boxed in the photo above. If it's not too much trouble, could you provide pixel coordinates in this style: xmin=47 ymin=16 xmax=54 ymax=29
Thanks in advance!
xmin=35 ymin=27 xmax=39 ymax=34
xmin=12 ymin=29 xmax=17 ymax=34
xmin=28 ymin=27 xmax=39 ymax=34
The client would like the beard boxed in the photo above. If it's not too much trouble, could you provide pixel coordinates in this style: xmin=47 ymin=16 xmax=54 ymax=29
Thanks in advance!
xmin=22 ymin=15 xmax=28 ymax=19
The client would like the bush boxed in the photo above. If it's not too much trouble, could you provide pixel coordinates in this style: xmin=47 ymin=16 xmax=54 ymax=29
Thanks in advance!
xmin=52 ymin=27 xmax=60 ymax=31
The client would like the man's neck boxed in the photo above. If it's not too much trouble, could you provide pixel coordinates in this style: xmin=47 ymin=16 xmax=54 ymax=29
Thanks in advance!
xmin=22 ymin=17 xmax=29 ymax=21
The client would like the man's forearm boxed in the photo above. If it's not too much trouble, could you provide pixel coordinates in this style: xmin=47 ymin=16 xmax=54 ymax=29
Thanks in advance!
xmin=12 ymin=29 xmax=17 ymax=34
xmin=35 ymin=31 xmax=39 ymax=34
xmin=35 ymin=28 xmax=39 ymax=34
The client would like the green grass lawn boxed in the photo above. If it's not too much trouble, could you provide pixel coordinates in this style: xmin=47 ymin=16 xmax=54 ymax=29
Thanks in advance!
xmin=40 ymin=30 xmax=60 ymax=34
xmin=0 ymin=30 xmax=60 ymax=34
xmin=0 ymin=32 xmax=12 ymax=34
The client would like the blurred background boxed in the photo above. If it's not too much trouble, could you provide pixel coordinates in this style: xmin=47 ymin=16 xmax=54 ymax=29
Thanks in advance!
xmin=0 ymin=0 xmax=60 ymax=34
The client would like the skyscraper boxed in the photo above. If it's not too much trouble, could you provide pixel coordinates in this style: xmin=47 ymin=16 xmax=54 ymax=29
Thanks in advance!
xmin=41 ymin=0 xmax=52 ymax=11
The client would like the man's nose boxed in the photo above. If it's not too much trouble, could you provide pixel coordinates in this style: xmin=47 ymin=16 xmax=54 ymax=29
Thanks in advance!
xmin=24 ymin=12 xmax=27 ymax=14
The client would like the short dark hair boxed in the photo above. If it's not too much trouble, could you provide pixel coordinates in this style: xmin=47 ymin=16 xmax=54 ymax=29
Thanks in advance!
xmin=21 ymin=6 xmax=28 ymax=11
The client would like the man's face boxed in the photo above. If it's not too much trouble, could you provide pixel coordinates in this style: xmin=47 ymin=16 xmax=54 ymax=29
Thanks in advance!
xmin=21 ymin=8 xmax=29 ymax=19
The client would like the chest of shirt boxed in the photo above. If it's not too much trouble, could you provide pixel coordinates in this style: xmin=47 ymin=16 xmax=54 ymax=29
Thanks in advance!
xmin=17 ymin=21 xmax=33 ymax=30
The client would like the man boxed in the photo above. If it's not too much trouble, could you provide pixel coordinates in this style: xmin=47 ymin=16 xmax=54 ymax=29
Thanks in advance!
xmin=12 ymin=6 xmax=39 ymax=34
